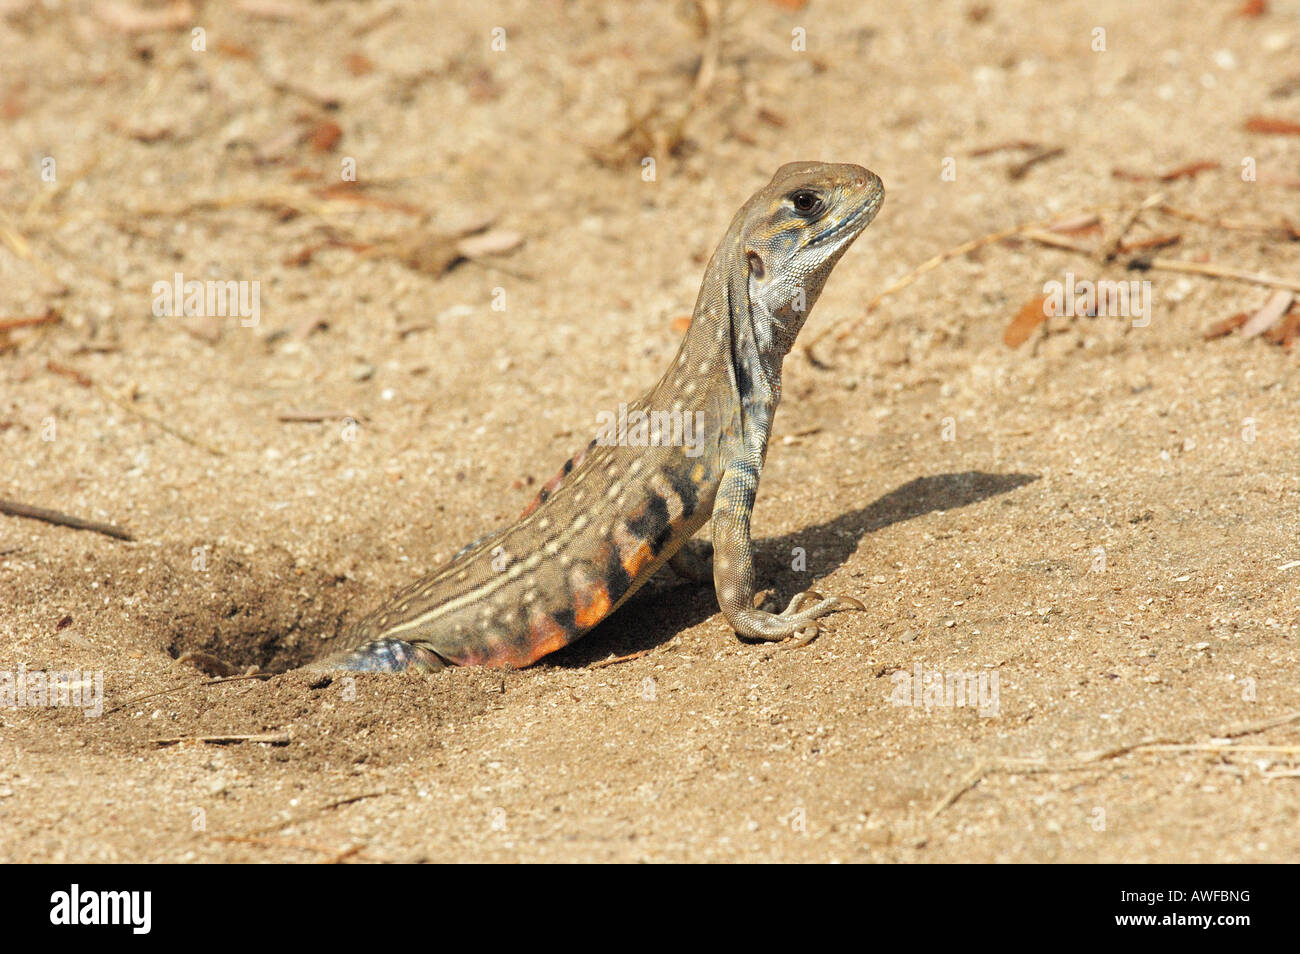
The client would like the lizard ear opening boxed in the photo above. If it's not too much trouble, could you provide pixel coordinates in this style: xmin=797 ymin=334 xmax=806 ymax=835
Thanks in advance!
xmin=746 ymin=251 xmax=765 ymax=280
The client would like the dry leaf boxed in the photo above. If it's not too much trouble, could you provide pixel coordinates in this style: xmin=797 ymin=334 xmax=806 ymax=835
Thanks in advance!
xmin=216 ymin=40 xmax=255 ymax=59
xmin=346 ymin=53 xmax=374 ymax=76
xmin=1047 ymin=213 xmax=1102 ymax=234
xmin=1262 ymin=308 xmax=1300 ymax=350
xmin=1 ymin=84 xmax=25 ymax=120
xmin=95 ymin=0 xmax=194 ymax=34
xmin=395 ymin=235 xmax=462 ymax=277
xmin=1158 ymin=161 xmax=1220 ymax=181
xmin=1245 ymin=116 xmax=1300 ymax=135
xmin=1241 ymin=290 xmax=1294 ymax=337
xmin=1004 ymin=295 xmax=1055 ymax=348
xmin=466 ymin=68 xmax=502 ymax=102
xmin=1203 ymin=312 xmax=1248 ymax=340
xmin=307 ymin=119 xmax=342 ymax=152
xmin=1118 ymin=233 xmax=1182 ymax=253
xmin=456 ymin=230 xmax=523 ymax=258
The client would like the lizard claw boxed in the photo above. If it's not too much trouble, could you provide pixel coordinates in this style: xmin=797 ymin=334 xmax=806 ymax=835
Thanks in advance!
xmin=782 ymin=624 xmax=821 ymax=650
xmin=786 ymin=590 xmax=866 ymax=615
xmin=731 ymin=589 xmax=867 ymax=643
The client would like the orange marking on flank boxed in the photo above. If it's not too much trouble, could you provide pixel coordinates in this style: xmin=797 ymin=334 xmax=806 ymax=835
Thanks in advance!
xmin=621 ymin=541 xmax=656 ymax=580
xmin=573 ymin=582 xmax=613 ymax=629
xmin=527 ymin=613 xmax=569 ymax=649
xmin=524 ymin=610 xmax=570 ymax=662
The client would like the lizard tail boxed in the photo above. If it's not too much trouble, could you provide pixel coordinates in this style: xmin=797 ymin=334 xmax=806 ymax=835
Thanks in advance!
xmin=306 ymin=638 xmax=448 ymax=673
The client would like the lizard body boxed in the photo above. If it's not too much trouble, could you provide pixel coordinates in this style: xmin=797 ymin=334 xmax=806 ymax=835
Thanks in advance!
xmin=311 ymin=161 xmax=884 ymax=672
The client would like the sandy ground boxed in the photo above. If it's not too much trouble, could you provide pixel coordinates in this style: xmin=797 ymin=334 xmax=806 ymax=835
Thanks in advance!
xmin=1 ymin=0 xmax=1298 ymax=863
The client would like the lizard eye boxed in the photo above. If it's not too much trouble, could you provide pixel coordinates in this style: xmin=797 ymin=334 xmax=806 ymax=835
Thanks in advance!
xmin=789 ymin=190 xmax=822 ymax=216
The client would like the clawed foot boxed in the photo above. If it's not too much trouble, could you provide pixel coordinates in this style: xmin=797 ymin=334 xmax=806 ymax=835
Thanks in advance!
xmin=731 ymin=589 xmax=866 ymax=645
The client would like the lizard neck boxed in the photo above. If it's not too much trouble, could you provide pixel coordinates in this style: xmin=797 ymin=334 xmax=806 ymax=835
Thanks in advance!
xmin=683 ymin=232 xmax=783 ymax=455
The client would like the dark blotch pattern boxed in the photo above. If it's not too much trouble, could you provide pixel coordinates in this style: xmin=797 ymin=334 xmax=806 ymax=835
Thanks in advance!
xmin=668 ymin=467 xmax=702 ymax=520
xmin=602 ymin=543 xmax=632 ymax=603
xmin=628 ymin=493 xmax=671 ymax=555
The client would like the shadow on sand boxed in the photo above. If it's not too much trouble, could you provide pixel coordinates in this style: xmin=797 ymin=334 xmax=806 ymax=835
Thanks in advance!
xmin=549 ymin=470 xmax=1039 ymax=666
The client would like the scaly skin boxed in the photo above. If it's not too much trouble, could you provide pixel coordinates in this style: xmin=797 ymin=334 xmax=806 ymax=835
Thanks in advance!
xmin=310 ymin=161 xmax=885 ymax=672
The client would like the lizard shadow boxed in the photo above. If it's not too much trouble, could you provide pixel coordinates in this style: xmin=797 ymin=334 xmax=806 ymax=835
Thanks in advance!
xmin=546 ymin=470 xmax=1039 ymax=667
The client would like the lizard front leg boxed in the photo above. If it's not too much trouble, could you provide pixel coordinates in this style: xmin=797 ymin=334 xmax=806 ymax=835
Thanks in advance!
xmin=709 ymin=459 xmax=864 ymax=642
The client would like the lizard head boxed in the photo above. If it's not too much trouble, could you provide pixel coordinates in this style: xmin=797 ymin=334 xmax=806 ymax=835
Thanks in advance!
xmin=738 ymin=161 xmax=884 ymax=352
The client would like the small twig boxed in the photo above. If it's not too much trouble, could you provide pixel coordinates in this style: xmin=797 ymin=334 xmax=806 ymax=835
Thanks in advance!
xmin=23 ymin=63 xmax=177 ymax=225
xmin=1047 ymin=212 xmax=1103 ymax=233
xmin=814 ymin=201 xmax=1129 ymax=346
xmin=1008 ymin=146 xmax=1065 ymax=180
xmin=969 ymin=139 xmax=1041 ymax=158
xmin=211 ymin=834 xmax=382 ymax=862
xmin=931 ymin=709 xmax=1300 ymax=817
xmin=930 ymin=763 xmax=994 ymax=818
xmin=929 ymin=741 xmax=1171 ymax=819
xmin=154 ymin=732 xmax=290 ymax=746
xmin=46 ymin=359 xmax=91 ymax=388
xmin=590 ymin=648 xmax=655 ymax=669
xmin=1019 ymin=228 xmax=1098 ymax=255
xmin=1117 ymin=233 xmax=1181 ymax=253
xmin=856 ymin=226 xmax=1028 ymax=319
xmin=1141 ymin=258 xmax=1300 ymax=293
xmin=92 ymin=381 xmax=226 ymax=456
xmin=1099 ymin=191 xmax=1164 ymax=262
xmin=44 ymin=358 xmax=225 ymax=454
xmin=691 ymin=0 xmax=722 ymax=106
xmin=317 ymin=791 xmax=388 ymax=812
xmin=255 ymin=62 xmax=341 ymax=110
xmin=0 ymin=309 xmax=60 ymax=332
xmin=0 ymin=496 xmax=134 ymax=541
xmin=252 ymin=791 xmax=390 ymax=836
xmin=1156 ymin=204 xmax=1300 ymax=238
xmin=277 ymin=410 xmax=359 ymax=423
xmin=104 ymin=672 xmax=271 ymax=716
xmin=100 ymin=189 xmax=351 ymax=225
xmin=1140 ymin=744 xmax=1300 ymax=755
xmin=1219 ymin=709 xmax=1300 ymax=737
xmin=322 ymin=844 xmax=365 ymax=864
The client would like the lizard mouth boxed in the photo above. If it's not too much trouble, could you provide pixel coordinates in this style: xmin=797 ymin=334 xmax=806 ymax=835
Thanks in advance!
xmin=805 ymin=192 xmax=882 ymax=249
